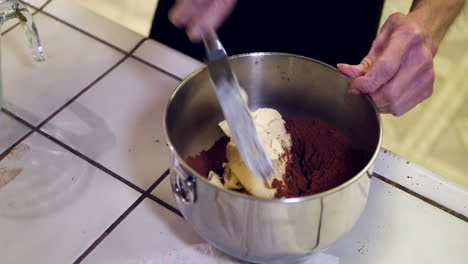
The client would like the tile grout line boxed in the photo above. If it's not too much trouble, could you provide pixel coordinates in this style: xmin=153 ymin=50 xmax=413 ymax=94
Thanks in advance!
xmin=373 ymin=173 xmax=468 ymax=223
xmin=37 ymin=130 xmax=145 ymax=193
xmin=146 ymin=168 xmax=170 ymax=194
xmin=36 ymin=37 xmax=146 ymax=129
xmin=38 ymin=0 xmax=54 ymax=10
xmin=131 ymin=55 xmax=184 ymax=82
xmin=1 ymin=108 xmax=35 ymax=129
xmin=0 ymin=108 xmax=35 ymax=160
xmin=73 ymin=170 xmax=172 ymax=263
xmin=72 ymin=195 xmax=146 ymax=264
xmin=146 ymin=169 xmax=184 ymax=218
xmin=144 ymin=169 xmax=184 ymax=218
xmin=17 ymin=0 xmax=52 ymax=10
xmin=139 ymin=168 xmax=184 ymax=218
xmin=1 ymin=23 xmax=20 ymax=36
xmin=147 ymin=193 xmax=183 ymax=218
xmin=37 ymin=8 xmax=128 ymax=54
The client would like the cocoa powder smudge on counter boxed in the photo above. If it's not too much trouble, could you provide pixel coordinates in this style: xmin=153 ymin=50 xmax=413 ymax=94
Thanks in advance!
xmin=0 ymin=167 xmax=22 ymax=189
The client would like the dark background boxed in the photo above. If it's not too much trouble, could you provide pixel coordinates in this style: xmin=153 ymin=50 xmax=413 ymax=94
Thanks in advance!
xmin=150 ymin=0 xmax=385 ymax=67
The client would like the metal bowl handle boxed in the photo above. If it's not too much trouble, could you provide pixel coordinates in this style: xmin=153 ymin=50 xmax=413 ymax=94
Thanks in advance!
xmin=171 ymin=165 xmax=197 ymax=205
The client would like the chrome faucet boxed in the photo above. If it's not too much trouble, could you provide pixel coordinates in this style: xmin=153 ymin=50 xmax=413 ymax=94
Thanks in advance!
xmin=0 ymin=0 xmax=44 ymax=107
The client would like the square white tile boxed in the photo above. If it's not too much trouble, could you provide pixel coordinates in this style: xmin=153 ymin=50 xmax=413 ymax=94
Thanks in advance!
xmin=152 ymin=174 xmax=178 ymax=210
xmin=20 ymin=0 xmax=48 ymax=8
xmin=3 ymin=12 xmax=124 ymax=125
xmin=44 ymin=0 xmax=144 ymax=52
xmin=375 ymin=149 xmax=468 ymax=217
xmin=81 ymin=198 xmax=243 ymax=264
xmin=325 ymin=178 xmax=468 ymax=263
xmin=0 ymin=112 xmax=30 ymax=154
xmin=42 ymin=58 xmax=179 ymax=190
xmin=134 ymin=39 xmax=205 ymax=80
xmin=0 ymin=132 xmax=140 ymax=264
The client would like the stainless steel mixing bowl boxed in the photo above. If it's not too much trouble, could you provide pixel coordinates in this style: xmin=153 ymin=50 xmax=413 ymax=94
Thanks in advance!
xmin=165 ymin=53 xmax=382 ymax=264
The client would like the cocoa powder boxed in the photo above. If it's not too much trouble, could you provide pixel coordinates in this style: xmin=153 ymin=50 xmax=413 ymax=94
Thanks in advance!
xmin=186 ymin=118 xmax=365 ymax=198
xmin=276 ymin=117 xmax=364 ymax=198
xmin=186 ymin=136 xmax=229 ymax=177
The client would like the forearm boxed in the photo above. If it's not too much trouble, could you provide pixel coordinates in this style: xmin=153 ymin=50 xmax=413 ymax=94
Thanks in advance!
xmin=409 ymin=0 xmax=465 ymax=53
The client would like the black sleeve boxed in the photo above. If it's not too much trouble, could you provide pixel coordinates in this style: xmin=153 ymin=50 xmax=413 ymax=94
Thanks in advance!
xmin=150 ymin=0 xmax=385 ymax=66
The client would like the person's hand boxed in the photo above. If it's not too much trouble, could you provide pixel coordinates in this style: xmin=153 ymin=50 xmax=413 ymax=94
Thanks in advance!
xmin=338 ymin=12 xmax=436 ymax=116
xmin=169 ymin=0 xmax=237 ymax=42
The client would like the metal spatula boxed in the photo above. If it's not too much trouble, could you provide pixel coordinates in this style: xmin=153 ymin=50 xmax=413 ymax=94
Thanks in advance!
xmin=203 ymin=32 xmax=273 ymax=180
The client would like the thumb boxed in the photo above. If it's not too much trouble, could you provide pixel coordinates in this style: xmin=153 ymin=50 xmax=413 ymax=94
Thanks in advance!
xmin=337 ymin=63 xmax=367 ymax=79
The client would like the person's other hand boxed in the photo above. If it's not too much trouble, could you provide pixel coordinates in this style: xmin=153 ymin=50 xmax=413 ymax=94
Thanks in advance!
xmin=338 ymin=12 xmax=436 ymax=116
xmin=169 ymin=0 xmax=237 ymax=42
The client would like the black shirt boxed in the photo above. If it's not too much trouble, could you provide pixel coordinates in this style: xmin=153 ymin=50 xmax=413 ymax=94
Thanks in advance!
xmin=150 ymin=0 xmax=385 ymax=66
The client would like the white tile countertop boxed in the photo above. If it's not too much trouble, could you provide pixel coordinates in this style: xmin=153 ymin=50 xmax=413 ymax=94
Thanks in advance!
xmin=0 ymin=1 xmax=467 ymax=264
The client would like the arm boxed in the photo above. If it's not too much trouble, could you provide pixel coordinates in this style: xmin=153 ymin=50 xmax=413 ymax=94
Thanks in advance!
xmin=339 ymin=0 xmax=465 ymax=116
xmin=410 ymin=0 xmax=465 ymax=53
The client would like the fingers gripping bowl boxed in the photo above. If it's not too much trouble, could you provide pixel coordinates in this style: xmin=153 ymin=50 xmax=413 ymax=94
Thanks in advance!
xmin=165 ymin=53 xmax=382 ymax=264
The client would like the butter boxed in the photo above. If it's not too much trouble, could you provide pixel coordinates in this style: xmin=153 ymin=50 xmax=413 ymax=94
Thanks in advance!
xmin=224 ymin=141 xmax=278 ymax=198
xmin=217 ymin=108 xmax=291 ymax=198
xmin=208 ymin=171 xmax=225 ymax=189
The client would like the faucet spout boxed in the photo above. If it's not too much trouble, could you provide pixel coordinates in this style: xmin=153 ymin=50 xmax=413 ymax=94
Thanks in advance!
xmin=16 ymin=3 xmax=45 ymax=62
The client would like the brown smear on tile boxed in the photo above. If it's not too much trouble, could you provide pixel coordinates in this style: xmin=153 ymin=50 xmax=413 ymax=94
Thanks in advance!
xmin=0 ymin=143 xmax=29 ymax=189
xmin=5 ymin=143 xmax=30 ymax=161
xmin=0 ymin=167 xmax=22 ymax=189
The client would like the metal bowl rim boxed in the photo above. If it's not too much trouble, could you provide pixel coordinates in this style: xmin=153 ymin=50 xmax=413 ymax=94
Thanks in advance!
xmin=164 ymin=52 xmax=382 ymax=204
